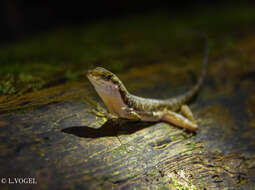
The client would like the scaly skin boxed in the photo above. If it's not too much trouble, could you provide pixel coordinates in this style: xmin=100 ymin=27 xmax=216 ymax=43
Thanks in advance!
xmin=87 ymin=39 xmax=209 ymax=131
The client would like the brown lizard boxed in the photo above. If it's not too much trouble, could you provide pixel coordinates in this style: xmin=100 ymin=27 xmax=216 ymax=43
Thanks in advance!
xmin=87 ymin=38 xmax=209 ymax=131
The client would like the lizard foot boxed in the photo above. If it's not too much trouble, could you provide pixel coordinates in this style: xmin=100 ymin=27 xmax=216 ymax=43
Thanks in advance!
xmin=161 ymin=110 xmax=198 ymax=131
xmin=87 ymin=106 xmax=118 ymax=120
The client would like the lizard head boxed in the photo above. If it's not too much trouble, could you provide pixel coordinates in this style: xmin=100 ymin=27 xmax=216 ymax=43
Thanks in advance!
xmin=87 ymin=67 xmax=125 ymax=95
xmin=87 ymin=67 xmax=129 ymax=115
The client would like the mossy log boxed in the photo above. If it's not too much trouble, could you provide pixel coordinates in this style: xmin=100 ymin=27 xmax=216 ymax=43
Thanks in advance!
xmin=1 ymin=4 xmax=255 ymax=190
xmin=1 ymin=57 xmax=255 ymax=189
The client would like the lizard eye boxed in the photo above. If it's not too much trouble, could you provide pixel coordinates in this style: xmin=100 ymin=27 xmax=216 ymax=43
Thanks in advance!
xmin=106 ymin=75 xmax=112 ymax=80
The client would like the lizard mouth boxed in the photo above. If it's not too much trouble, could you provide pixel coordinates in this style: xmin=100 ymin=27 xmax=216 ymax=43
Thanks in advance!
xmin=87 ymin=69 xmax=106 ymax=85
xmin=87 ymin=74 xmax=102 ymax=87
xmin=87 ymin=70 xmax=100 ymax=84
xmin=87 ymin=73 xmax=117 ymax=91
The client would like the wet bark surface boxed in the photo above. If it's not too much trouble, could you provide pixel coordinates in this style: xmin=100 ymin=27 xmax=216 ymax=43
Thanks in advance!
xmin=0 ymin=4 xmax=255 ymax=190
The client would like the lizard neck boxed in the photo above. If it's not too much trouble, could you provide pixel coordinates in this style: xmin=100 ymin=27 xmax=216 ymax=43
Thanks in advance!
xmin=91 ymin=79 xmax=131 ymax=116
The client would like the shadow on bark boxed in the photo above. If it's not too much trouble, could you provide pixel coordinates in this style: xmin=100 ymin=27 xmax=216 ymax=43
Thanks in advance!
xmin=61 ymin=119 xmax=154 ymax=138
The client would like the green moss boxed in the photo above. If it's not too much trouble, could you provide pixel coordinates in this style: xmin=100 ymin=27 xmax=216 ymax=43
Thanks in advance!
xmin=38 ymin=150 xmax=45 ymax=157
xmin=170 ymin=177 xmax=197 ymax=190
xmin=125 ymin=173 xmax=135 ymax=178
xmin=112 ymin=171 xmax=120 ymax=176
xmin=13 ymin=109 xmax=27 ymax=114
xmin=160 ymin=184 xmax=168 ymax=190
xmin=171 ymin=135 xmax=176 ymax=141
xmin=111 ymin=144 xmax=128 ymax=157
xmin=146 ymin=169 xmax=158 ymax=177
xmin=0 ymin=80 xmax=15 ymax=95
xmin=186 ymin=142 xmax=196 ymax=150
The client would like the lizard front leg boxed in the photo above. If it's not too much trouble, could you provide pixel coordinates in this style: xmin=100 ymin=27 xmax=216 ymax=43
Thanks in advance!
xmin=161 ymin=110 xmax=198 ymax=131
xmin=88 ymin=108 xmax=118 ymax=120
xmin=87 ymin=102 xmax=118 ymax=120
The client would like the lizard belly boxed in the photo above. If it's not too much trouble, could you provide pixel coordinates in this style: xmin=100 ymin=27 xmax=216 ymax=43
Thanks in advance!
xmin=138 ymin=111 xmax=162 ymax=122
xmin=141 ymin=116 xmax=160 ymax=122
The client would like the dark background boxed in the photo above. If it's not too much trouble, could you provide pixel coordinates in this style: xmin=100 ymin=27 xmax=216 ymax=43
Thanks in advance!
xmin=0 ymin=0 xmax=247 ymax=44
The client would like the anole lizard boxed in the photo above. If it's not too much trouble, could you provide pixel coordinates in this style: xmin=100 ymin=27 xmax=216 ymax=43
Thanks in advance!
xmin=87 ymin=38 xmax=209 ymax=131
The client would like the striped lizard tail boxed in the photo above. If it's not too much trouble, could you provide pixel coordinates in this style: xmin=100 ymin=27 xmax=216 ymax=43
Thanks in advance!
xmin=174 ymin=34 xmax=209 ymax=105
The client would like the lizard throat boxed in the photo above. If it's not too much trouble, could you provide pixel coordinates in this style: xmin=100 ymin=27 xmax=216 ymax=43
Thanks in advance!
xmin=89 ymin=79 xmax=128 ymax=116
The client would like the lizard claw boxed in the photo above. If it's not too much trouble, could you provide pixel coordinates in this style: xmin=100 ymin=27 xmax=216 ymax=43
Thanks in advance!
xmin=87 ymin=107 xmax=118 ymax=120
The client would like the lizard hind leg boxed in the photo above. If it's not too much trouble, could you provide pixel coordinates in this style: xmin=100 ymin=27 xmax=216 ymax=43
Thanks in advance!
xmin=161 ymin=110 xmax=198 ymax=131
xmin=180 ymin=105 xmax=196 ymax=122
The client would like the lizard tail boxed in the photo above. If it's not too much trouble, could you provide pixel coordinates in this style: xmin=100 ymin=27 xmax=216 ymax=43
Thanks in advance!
xmin=175 ymin=34 xmax=209 ymax=105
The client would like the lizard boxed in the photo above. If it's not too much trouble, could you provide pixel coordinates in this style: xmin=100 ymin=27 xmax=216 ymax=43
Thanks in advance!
xmin=87 ymin=38 xmax=209 ymax=131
